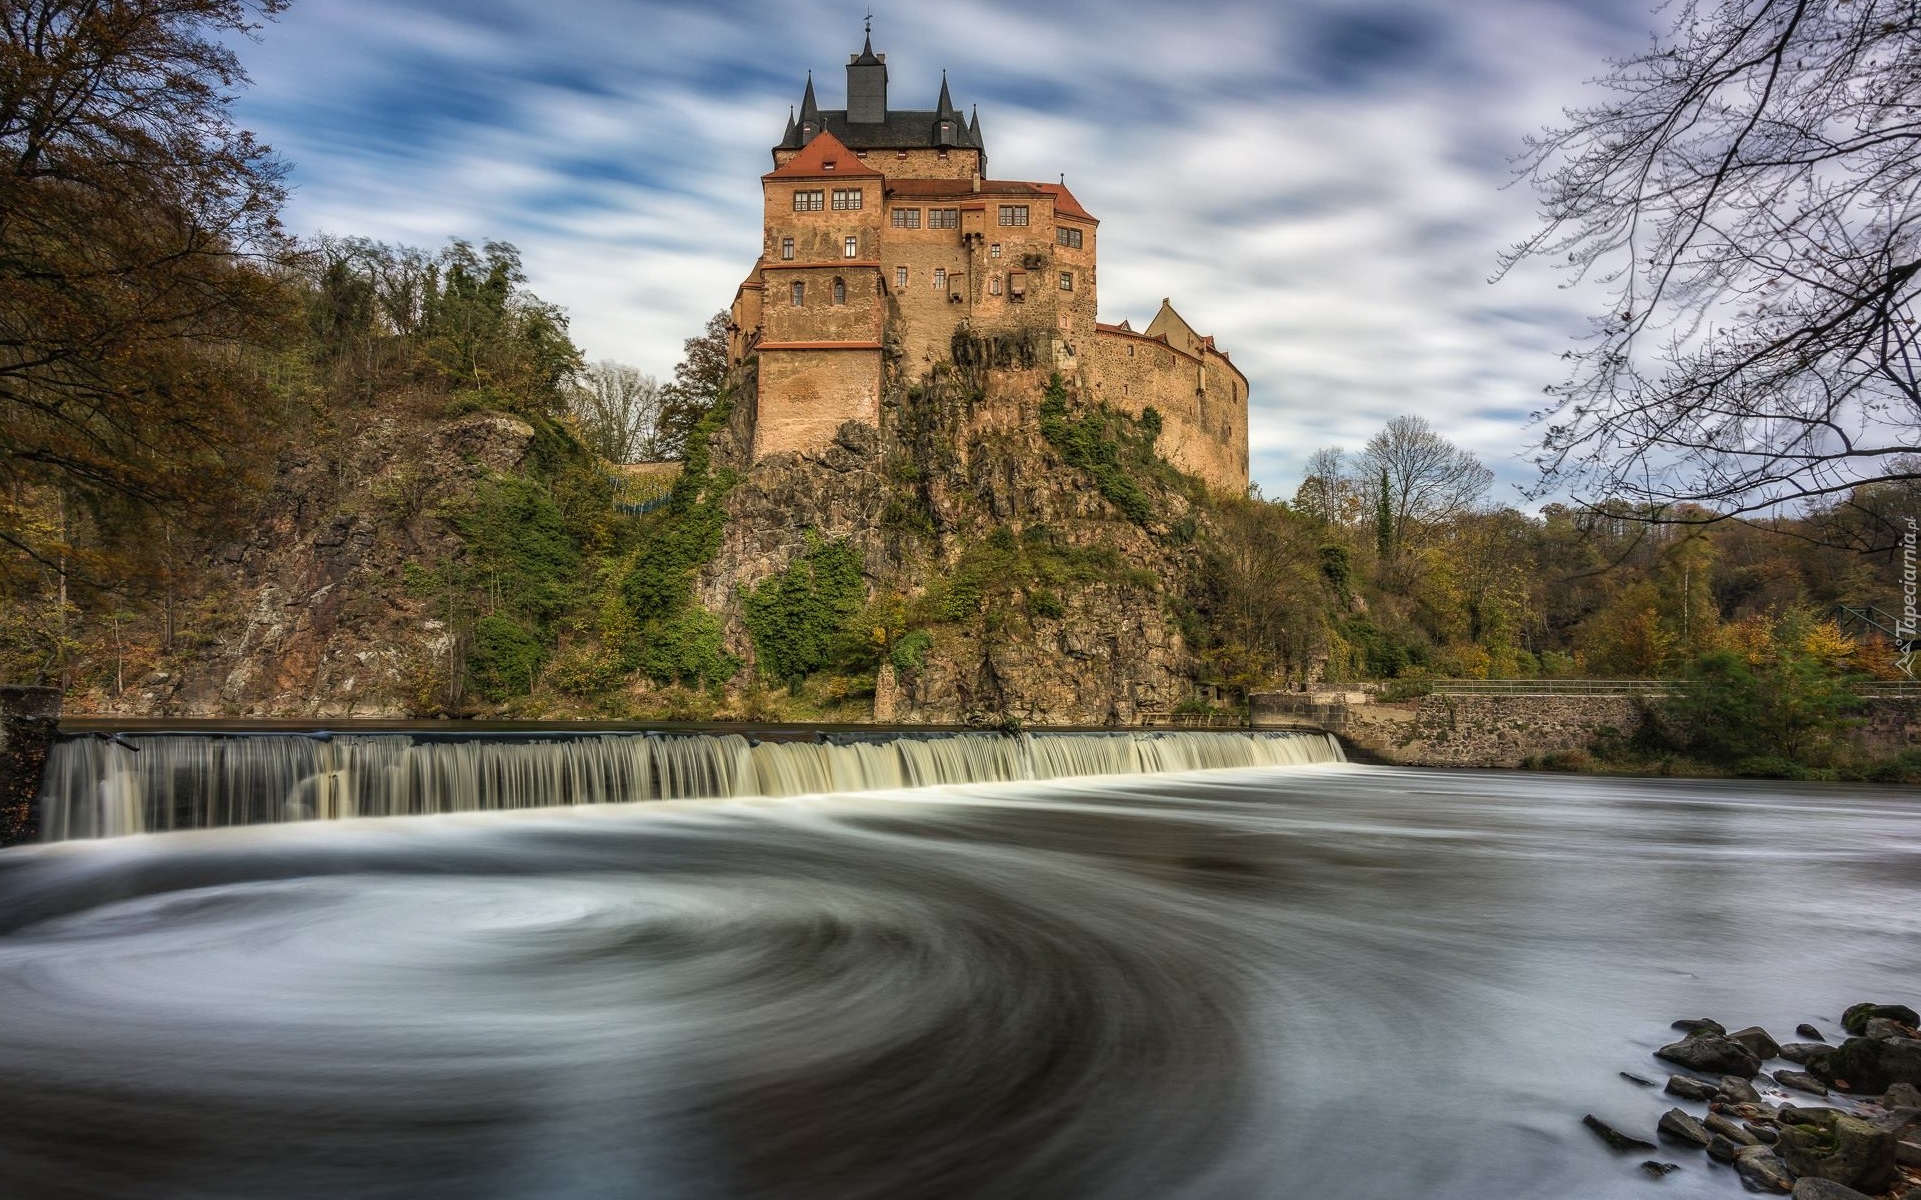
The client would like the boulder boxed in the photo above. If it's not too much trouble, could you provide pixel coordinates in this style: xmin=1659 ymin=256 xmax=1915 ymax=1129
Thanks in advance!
xmin=1776 ymin=1070 xmax=1829 ymax=1097
xmin=1781 ymin=1043 xmax=1829 ymax=1064
xmin=1807 ymin=1035 xmax=1921 ymax=1093
xmin=1775 ymin=1112 xmax=1896 ymax=1194
xmin=1841 ymin=1003 xmax=1919 ymax=1037
xmin=1659 ymin=1108 xmax=1712 ymax=1148
xmin=1656 ymin=1033 xmax=1763 ymax=1078
xmin=1790 ymin=1179 xmax=1874 ymax=1200
xmin=1897 ymin=1138 xmax=1921 ymax=1168
xmin=1719 ymin=1075 xmax=1764 ymax=1104
xmin=1666 ymin=1074 xmax=1719 ymax=1101
xmin=1732 ymin=1026 xmax=1784 ymax=1060
xmin=1640 ymin=1160 xmax=1680 ymax=1178
xmin=1673 ymin=1017 xmax=1728 ymax=1036
xmin=1707 ymin=1134 xmax=1741 ymax=1163
xmin=1583 ymin=1114 xmax=1655 ymax=1152
xmin=1797 ymin=1024 xmax=1827 ymax=1042
xmin=1705 ymin=1112 xmax=1761 ymax=1146
xmin=1619 ymin=1071 xmax=1655 ymax=1086
xmin=1885 ymin=1082 xmax=1921 ymax=1108
xmin=1866 ymin=1017 xmax=1917 ymax=1041
xmin=1733 ymin=1146 xmax=1796 ymax=1193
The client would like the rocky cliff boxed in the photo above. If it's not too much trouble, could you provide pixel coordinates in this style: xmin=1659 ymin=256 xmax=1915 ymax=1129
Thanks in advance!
xmin=64 ymin=347 xmax=1221 ymax=725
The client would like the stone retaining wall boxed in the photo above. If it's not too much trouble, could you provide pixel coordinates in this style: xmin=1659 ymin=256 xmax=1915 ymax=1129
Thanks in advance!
xmin=1253 ymin=688 xmax=1921 ymax=769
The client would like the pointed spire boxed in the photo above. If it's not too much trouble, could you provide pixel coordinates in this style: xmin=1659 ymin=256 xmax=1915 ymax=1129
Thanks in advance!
xmin=800 ymin=72 xmax=819 ymax=123
xmin=855 ymin=12 xmax=880 ymax=64
xmin=968 ymin=103 xmax=983 ymax=148
xmin=781 ymin=106 xmax=799 ymax=149
xmin=936 ymin=71 xmax=958 ymax=118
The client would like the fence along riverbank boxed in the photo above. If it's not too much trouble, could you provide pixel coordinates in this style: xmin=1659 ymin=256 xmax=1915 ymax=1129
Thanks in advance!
xmin=36 ymin=729 xmax=1344 ymax=841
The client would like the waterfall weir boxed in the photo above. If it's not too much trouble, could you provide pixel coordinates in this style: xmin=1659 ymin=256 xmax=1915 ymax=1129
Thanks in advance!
xmin=35 ymin=729 xmax=1344 ymax=841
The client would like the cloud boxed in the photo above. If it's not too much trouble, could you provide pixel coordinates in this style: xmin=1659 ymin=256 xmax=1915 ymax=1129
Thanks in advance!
xmin=229 ymin=0 xmax=1656 ymax=501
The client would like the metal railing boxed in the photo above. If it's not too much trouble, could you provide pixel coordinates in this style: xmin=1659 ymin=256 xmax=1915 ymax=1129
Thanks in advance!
xmin=1422 ymin=678 xmax=1920 ymax=698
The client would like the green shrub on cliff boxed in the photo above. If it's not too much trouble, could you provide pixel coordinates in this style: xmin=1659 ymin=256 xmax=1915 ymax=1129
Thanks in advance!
xmin=1038 ymin=374 xmax=1155 ymax=525
xmin=742 ymin=535 xmax=866 ymax=685
xmin=468 ymin=616 xmax=543 ymax=700
xmin=621 ymin=397 xmax=737 ymax=622
xmin=638 ymin=608 xmax=737 ymax=688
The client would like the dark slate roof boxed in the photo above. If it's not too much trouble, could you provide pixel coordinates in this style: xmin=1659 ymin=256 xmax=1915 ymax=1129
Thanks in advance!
xmin=780 ymin=109 xmax=985 ymax=151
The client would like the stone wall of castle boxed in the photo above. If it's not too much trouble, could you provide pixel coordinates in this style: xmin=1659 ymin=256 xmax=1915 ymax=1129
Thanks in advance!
xmin=1081 ymin=329 xmax=1249 ymax=493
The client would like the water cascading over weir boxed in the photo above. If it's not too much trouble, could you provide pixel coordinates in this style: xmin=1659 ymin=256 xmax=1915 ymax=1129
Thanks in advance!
xmin=35 ymin=730 xmax=1344 ymax=842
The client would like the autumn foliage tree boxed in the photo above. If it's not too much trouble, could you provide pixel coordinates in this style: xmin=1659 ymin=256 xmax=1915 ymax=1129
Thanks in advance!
xmin=0 ymin=0 xmax=294 ymax=589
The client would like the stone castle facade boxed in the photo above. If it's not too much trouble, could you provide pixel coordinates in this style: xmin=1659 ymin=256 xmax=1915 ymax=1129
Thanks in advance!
xmin=728 ymin=33 xmax=1250 ymax=492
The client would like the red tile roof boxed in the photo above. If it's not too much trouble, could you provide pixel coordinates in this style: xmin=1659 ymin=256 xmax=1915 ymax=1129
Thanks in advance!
xmin=764 ymin=131 xmax=884 ymax=181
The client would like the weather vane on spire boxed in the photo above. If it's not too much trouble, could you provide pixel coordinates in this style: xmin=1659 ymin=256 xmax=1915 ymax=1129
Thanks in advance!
xmin=864 ymin=9 xmax=872 ymax=36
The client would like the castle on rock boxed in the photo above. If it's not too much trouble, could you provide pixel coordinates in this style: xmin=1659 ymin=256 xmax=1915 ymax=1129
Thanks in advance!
xmin=729 ymin=32 xmax=1249 ymax=492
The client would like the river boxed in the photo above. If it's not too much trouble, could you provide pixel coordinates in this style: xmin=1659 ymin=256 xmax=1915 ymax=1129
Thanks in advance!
xmin=0 ymin=760 xmax=1916 ymax=1198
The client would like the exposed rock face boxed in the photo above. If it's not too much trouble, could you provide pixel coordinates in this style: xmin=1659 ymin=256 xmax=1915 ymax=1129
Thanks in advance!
xmin=695 ymin=368 xmax=1206 ymax=725
xmin=70 ymin=410 xmax=531 ymax=719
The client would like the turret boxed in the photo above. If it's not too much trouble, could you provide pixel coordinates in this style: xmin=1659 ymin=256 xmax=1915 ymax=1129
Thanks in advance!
xmin=798 ymin=73 xmax=821 ymax=145
xmin=846 ymin=23 xmax=887 ymax=124
xmin=934 ymin=72 xmax=960 ymax=147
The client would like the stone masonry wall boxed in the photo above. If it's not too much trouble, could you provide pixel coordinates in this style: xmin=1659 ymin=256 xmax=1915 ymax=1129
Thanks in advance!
xmin=1252 ymin=691 xmax=1646 ymax=768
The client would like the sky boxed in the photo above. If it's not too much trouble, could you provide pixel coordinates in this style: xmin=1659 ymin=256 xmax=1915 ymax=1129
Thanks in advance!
xmin=226 ymin=0 xmax=1663 ymax=501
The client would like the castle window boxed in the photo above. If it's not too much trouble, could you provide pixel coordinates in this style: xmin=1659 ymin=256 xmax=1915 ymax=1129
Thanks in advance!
xmin=790 ymin=281 xmax=805 ymax=306
xmin=990 ymin=243 xmax=1001 ymax=258
xmin=781 ymin=237 xmax=794 ymax=260
xmin=895 ymin=266 xmax=907 ymax=289
xmin=831 ymin=188 xmax=863 ymax=210
xmin=1057 ymin=226 xmax=1083 ymax=249
xmin=891 ymin=208 xmax=921 ymax=229
xmin=843 ymin=236 xmax=859 ymax=258
xmin=793 ymin=190 xmax=824 ymax=212
xmin=938 ymin=148 xmax=950 ymax=161
xmin=928 ymin=208 xmax=959 ymax=229
xmin=1127 ymin=343 xmax=1135 ymax=357
xmin=1059 ymin=271 xmax=1073 ymax=291
xmin=990 ymin=275 xmax=1002 ymax=295
xmin=832 ymin=277 xmax=846 ymax=305
xmin=998 ymin=205 xmax=1029 ymax=227
xmin=933 ymin=267 xmax=946 ymax=290
xmin=1009 ymin=271 xmax=1025 ymax=299
xmin=896 ymin=150 xmax=908 ymax=160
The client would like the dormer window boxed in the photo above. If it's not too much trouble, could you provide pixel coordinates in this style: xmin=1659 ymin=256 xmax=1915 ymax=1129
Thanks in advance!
xmin=823 ymin=161 xmax=837 ymax=171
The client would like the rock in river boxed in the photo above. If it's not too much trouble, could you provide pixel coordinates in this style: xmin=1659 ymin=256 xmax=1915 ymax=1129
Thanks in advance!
xmin=1584 ymin=1114 xmax=1655 ymax=1152
xmin=1732 ymin=1026 xmax=1784 ymax=1060
xmin=1733 ymin=1145 xmax=1796 ymax=1192
xmin=1808 ymin=1035 xmax=1921 ymax=1093
xmin=1718 ymin=1075 xmax=1763 ymax=1105
xmin=1666 ymin=1075 xmax=1719 ymax=1101
xmin=1656 ymin=1032 xmax=1762 ymax=1078
xmin=1797 ymin=1024 xmax=1827 ymax=1042
xmin=1781 ymin=1043 xmax=1829 ymax=1064
xmin=1841 ymin=1003 xmax=1919 ymax=1037
xmin=1658 ymin=1108 xmax=1711 ymax=1148
xmin=1790 ymin=1179 xmax=1875 ymax=1200
xmin=1776 ymin=1070 xmax=1829 ymax=1097
xmin=1776 ymin=1111 xmax=1896 ymax=1195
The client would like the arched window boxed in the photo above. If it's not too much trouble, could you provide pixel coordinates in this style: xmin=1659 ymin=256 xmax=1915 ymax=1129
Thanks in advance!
xmin=832 ymin=277 xmax=846 ymax=305
xmin=790 ymin=281 xmax=805 ymax=307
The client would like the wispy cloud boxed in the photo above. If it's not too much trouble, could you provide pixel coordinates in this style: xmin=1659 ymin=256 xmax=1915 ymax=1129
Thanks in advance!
xmin=230 ymin=0 xmax=1656 ymax=500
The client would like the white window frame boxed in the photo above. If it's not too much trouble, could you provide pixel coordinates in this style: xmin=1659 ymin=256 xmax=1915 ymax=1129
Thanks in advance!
xmin=933 ymin=267 xmax=947 ymax=290
xmin=831 ymin=188 xmax=863 ymax=211
xmin=999 ymin=205 xmax=1029 ymax=227
xmin=928 ymin=208 xmax=959 ymax=229
xmin=843 ymin=236 xmax=859 ymax=258
xmin=1059 ymin=271 xmax=1073 ymax=291
xmin=890 ymin=208 xmax=921 ymax=229
xmin=793 ymin=190 xmax=824 ymax=212
xmin=895 ymin=266 xmax=908 ymax=289
xmin=1057 ymin=226 xmax=1083 ymax=249
xmin=780 ymin=237 xmax=795 ymax=260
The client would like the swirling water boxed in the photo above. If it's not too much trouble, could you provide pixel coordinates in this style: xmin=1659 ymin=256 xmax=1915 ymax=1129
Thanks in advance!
xmin=0 ymin=763 xmax=1917 ymax=1198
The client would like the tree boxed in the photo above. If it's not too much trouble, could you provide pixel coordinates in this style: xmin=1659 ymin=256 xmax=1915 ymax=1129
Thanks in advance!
xmin=655 ymin=310 xmax=730 ymax=459
xmin=1502 ymin=0 xmax=1921 ymax=545
xmin=1360 ymin=415 xmax=1493 ymax=551
xmin=1293 ymin=447 xmax=1361 ymax=526
xmin=1 ymin=0 xmax=295 ymax=579
xmin=570 ymin=360 xmax=665 ymax=463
